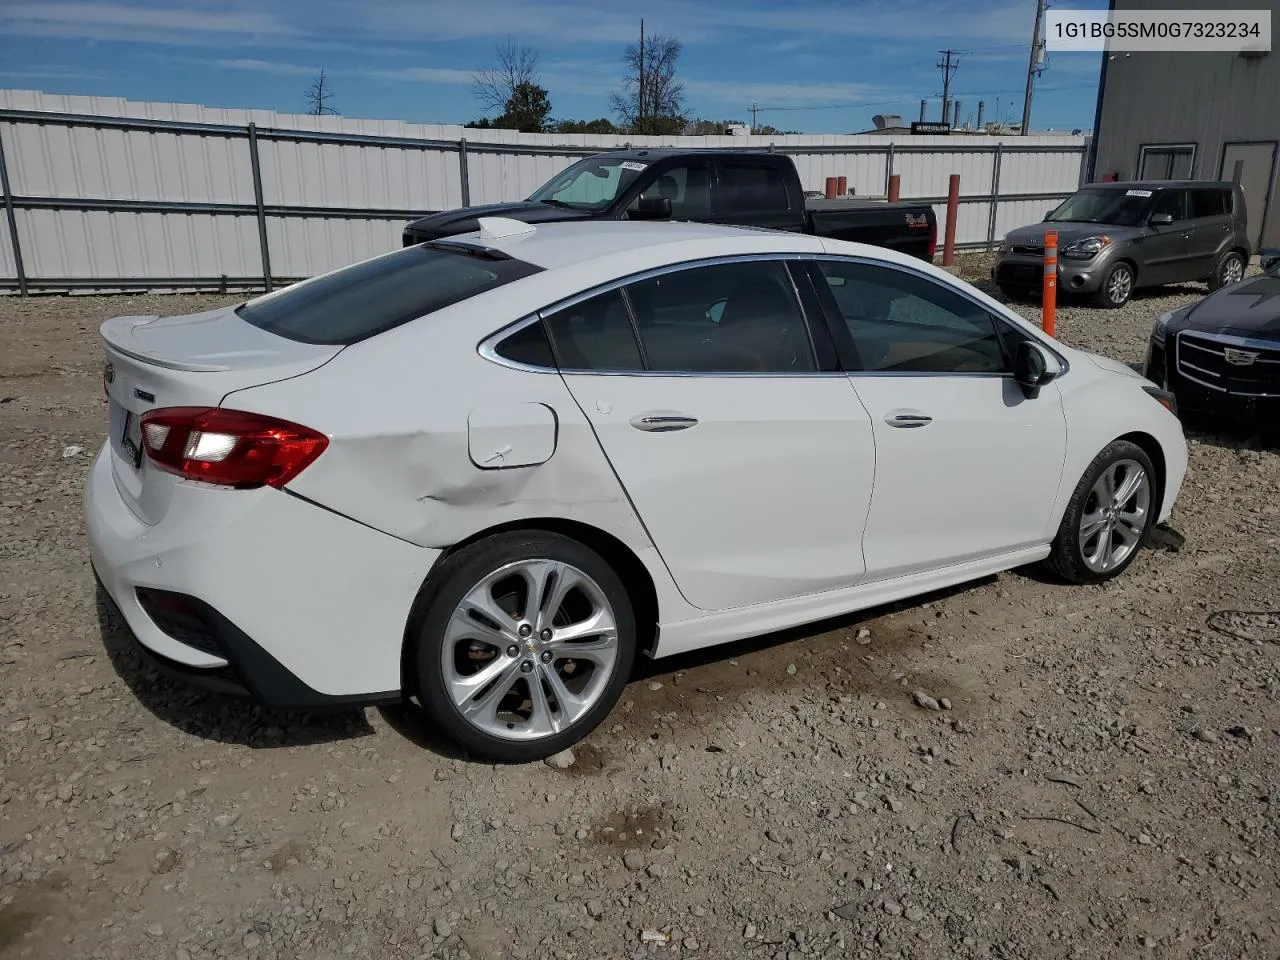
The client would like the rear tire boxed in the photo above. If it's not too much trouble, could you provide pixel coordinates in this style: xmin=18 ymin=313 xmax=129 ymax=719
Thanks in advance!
xmin=1045 ymin=440 xmax=1157 ymax=585
xmin=407 ymin=531 xmax=636 ymax=763
xmin=1093 ymin=262 xmax=1134 ymax=309
xmin=998 ymin=284 xmax=1026 ymax=302
xmin=1208 ymin=250 xmax=1245 ymax=291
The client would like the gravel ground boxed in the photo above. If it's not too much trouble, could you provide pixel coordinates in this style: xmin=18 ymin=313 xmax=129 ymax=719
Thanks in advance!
xmin=1 ymin=272 xmax=1278 ymax=960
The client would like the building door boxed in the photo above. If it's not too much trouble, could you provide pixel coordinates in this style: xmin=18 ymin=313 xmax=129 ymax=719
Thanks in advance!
xmin=1219 ymin=142 xmax=1277 ymax=251
xmin=1139 ymin=145 xmax=1194 ymax=179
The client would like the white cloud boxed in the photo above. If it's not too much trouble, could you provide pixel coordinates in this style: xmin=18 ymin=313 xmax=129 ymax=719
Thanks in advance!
xmin=211 ymin=58 xmax=319 ymax=77
xmin=0 ymin=0 xmax=1040 ymax=50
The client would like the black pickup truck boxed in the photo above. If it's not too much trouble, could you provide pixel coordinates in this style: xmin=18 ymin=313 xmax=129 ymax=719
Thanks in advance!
xmin=402 ymin=149 xmax=937 ymax=261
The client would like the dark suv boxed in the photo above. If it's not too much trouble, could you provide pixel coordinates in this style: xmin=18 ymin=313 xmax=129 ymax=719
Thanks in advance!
xmin=993 ymin=180 xmax=1251 ymax=308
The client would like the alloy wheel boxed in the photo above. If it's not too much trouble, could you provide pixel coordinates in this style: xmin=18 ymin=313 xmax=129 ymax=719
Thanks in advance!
xmin=1223 ymin=256 xmax=1244 ymax=285
xmin=1107 ymin=266 xmax=1133 ymax=305
xmin=440 ymin=559 xmax=620 ymax=741
xmin=1078 ymin=459 xmax=1151 ymax=573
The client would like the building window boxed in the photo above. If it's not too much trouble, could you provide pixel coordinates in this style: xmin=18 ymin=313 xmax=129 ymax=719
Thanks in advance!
xmin=1138 ymin=144 xmax=1195 ymax=180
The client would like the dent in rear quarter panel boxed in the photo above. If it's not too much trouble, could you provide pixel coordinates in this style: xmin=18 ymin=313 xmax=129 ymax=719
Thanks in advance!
xmin=1051 ymin=361 xmax=1189 ymax=529
xmin=219 ymin=308 xmax=694 ymax=629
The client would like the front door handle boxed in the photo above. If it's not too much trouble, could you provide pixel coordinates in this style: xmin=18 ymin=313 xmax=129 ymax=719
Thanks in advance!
xmin=630 ymin=413 xmax=698 ymax=433
xmin=885 ymin=410 xmax=933 ymax=428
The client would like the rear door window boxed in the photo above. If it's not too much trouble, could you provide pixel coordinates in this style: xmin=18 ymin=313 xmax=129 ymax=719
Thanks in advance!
xmin=717 ymin=160 xmax=791 ymax=213
xmin=1191 ymin=188 xmax=1229 ymax=218
xmin=237 ymin=245 xmax=542 ymax=345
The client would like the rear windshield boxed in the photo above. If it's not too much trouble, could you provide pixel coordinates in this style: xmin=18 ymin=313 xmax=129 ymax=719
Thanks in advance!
xmin=236 ymin=245 xmax=542 ymax=345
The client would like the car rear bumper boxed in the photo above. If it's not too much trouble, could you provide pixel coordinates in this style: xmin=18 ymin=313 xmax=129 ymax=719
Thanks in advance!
xmin=84 ymin=443 xmax=440 ymax=707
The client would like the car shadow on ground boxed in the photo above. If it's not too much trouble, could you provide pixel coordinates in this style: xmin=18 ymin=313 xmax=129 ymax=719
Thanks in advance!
xmin=974 ymin=278 xmax=1210 ymax=309
xmin=96 ymin=585 xmax=377 ymax=749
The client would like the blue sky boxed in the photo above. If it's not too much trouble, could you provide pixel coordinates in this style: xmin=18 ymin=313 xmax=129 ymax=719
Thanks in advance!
xmin=0 ymin=0 xmax=1107 ymax=134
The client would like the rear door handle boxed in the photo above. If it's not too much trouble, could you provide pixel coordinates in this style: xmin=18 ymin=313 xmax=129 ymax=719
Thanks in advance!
xmin=885 ymin=410 xmax=933 ymax=428
xmin=630 ymin=413 xmax=698 ymax=433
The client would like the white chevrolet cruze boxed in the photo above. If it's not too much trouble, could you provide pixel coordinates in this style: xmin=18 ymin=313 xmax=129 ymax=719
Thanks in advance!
xmin=87 ymin=219 xmax=1188 ymax=761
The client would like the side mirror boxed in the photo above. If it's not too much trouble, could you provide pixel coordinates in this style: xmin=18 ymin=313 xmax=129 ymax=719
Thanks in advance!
xmin=631 ymin=196 xmax=672 ymax=220
xmin=1014 ymin=340 xmax=1059 ymax=398
xmin=706 ymin=298 xmax=727 ymax=324
xmin=1045 ymin=210 xmax=1055 ymax=221
xmin=1149 ymin=212 xmax=1174 ymax=226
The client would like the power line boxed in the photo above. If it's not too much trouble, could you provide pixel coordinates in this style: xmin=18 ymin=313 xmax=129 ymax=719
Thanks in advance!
xmin=749 ymin=82 xmax=1095 ymax=115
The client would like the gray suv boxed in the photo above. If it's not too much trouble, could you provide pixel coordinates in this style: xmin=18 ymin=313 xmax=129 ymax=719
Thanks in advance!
xmin=992 ymin=180 xmax=1250 ymax=308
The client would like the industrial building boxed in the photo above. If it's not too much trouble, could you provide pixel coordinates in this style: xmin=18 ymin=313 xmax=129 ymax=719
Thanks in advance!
xmin=1089 ymin=0 xmax=1280 ymax=250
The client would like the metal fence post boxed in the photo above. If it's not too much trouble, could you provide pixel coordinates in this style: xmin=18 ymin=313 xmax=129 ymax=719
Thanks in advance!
xmin=0 ymin=124 xmax=28 ymax=296
xmin=458 ymin=138 xmax=471 ymax=207
xmin=884 ymin=141 xmax=896 ymax=199
xmin=246 ymin=123 xmax=273 ymax=291
xmin=987 ymin=141 xmax=1004 ymax=250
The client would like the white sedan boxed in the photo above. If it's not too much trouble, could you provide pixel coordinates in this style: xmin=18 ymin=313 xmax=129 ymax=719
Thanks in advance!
xmin=86 ymin=218 xmax=1188 ymax=762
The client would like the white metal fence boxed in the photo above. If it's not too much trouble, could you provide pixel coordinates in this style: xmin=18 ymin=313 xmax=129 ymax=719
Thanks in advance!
xmin=0 ymin=89 xmax=1091 ymax=295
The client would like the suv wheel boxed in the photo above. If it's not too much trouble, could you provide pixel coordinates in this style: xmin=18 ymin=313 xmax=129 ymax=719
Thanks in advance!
xmin=1208 ymin=250 xmax=1245 ymax=291
xmin=1094 ymin=262 xmax=1134 ymax=308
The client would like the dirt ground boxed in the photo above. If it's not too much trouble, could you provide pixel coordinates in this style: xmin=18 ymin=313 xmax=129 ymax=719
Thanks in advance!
xmin=1 ymin=262 xmax=1278 ymax=960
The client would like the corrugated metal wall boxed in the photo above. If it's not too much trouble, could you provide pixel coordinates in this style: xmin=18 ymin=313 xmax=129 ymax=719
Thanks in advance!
xmin=1091 ymin=0 xmax=1280 ymax=249
xmin=0 ymin=89 xmax=1090 ymax=293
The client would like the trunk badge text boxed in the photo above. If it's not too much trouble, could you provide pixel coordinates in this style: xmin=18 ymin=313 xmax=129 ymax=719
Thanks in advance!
xmin=133 ymin=388 xmax=156 ymax=403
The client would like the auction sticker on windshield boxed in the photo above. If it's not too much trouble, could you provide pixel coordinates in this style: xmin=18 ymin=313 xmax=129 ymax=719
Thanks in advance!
xmin=620 ymin=161 xmax=648 ymax=171
xmin=1126 ymin=190 xmax=1154 ymax=197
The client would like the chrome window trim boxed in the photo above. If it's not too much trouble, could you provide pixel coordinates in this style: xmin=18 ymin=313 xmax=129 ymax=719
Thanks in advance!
xmin=477 ymin=250 xmax=1072 ymax=380
xmin=478 ymin=252 xmax=838 ymax=378
xmin=806 ymin=253 xmax=1072 ymax=378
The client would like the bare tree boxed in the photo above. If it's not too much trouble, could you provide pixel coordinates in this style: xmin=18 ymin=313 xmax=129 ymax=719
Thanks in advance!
xmin=473 ymin=40 xmax=541 ymax=115
xmin=304 ymin=68 xmax=338 ymax=116
xmin=610 ymin=32 xmax=687 ymax=135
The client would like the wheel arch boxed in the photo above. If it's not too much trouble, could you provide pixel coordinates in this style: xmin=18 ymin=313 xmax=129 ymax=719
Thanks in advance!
xmin=1116 ymin=429 xmax=1167 ymax=520
xmin=401 ymin=518 xmax=662 ymax=696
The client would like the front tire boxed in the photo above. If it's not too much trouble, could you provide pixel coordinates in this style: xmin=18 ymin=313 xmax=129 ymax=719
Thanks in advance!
xmin=1093 ymin=262 xmax=1134 ymax=308
xmin=1045 ymin=440 xmax=1157 ymax=584
xmin=1208 ymin=250 xmax=1245 ymax=291
xmin=408 ymin=531 xmax=636 ymax=762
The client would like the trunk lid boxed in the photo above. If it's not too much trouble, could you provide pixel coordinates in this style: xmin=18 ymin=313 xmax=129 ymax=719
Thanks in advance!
xmin=101 ymin=305 xmax=340 ymax=524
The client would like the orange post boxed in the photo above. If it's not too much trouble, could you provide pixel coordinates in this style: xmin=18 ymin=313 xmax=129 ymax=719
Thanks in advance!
xmin=887 ymin=173 xmax=901 ymax=202
xmin=1042 ymin=229 xmax=1058 ymax=337
xmin=942 ymin=173 xmax=960 ymax=267
xmin=824 ymin=176 xmax=838 ymax=199
xmin=836 ymin=175 xmax=848 ymax=196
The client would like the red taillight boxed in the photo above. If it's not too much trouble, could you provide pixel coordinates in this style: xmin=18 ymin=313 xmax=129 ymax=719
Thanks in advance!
xmin=927 ymin=222 xmax=938 ymax=260
xmin=138 ymin=407 xmax=328 ymax=490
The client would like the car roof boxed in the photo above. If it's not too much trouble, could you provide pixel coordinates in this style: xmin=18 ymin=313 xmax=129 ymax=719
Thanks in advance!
xmin=451 ymin=219 xmax=827 ymax=271
xmin=1088 ymin=180 xmax=1234 ymax=190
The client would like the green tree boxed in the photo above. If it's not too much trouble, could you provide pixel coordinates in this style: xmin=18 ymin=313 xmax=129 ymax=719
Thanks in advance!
xmin=551 ymin=118 xmax=619 ymax=134
xmin=502 ymin=81 xmax=552 ymax=133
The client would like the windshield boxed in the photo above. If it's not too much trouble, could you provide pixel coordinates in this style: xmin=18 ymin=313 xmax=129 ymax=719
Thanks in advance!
xmin=236 ymin=245 xmax=541 ymax=345
xmin=528 ymin=156 xmax=647 ymax=209
xmin=1046 ymin=188 xmax=1155 ymax=226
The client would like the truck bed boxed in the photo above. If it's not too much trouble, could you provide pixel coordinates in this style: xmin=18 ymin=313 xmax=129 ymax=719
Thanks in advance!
xmin=804 ymin=198 xmax=936 ymax=260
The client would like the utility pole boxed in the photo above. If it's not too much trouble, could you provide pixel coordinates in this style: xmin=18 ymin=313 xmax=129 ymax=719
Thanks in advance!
xmin=936 ymin=49 xmax=965 ymax=124
xmin=750 ymin=102 xmax=759 ymax=133
xmin=1021 ymin=0 xmax=1047 ymax=135
xmin=638 ymin=18 xmax=645 ymax=133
